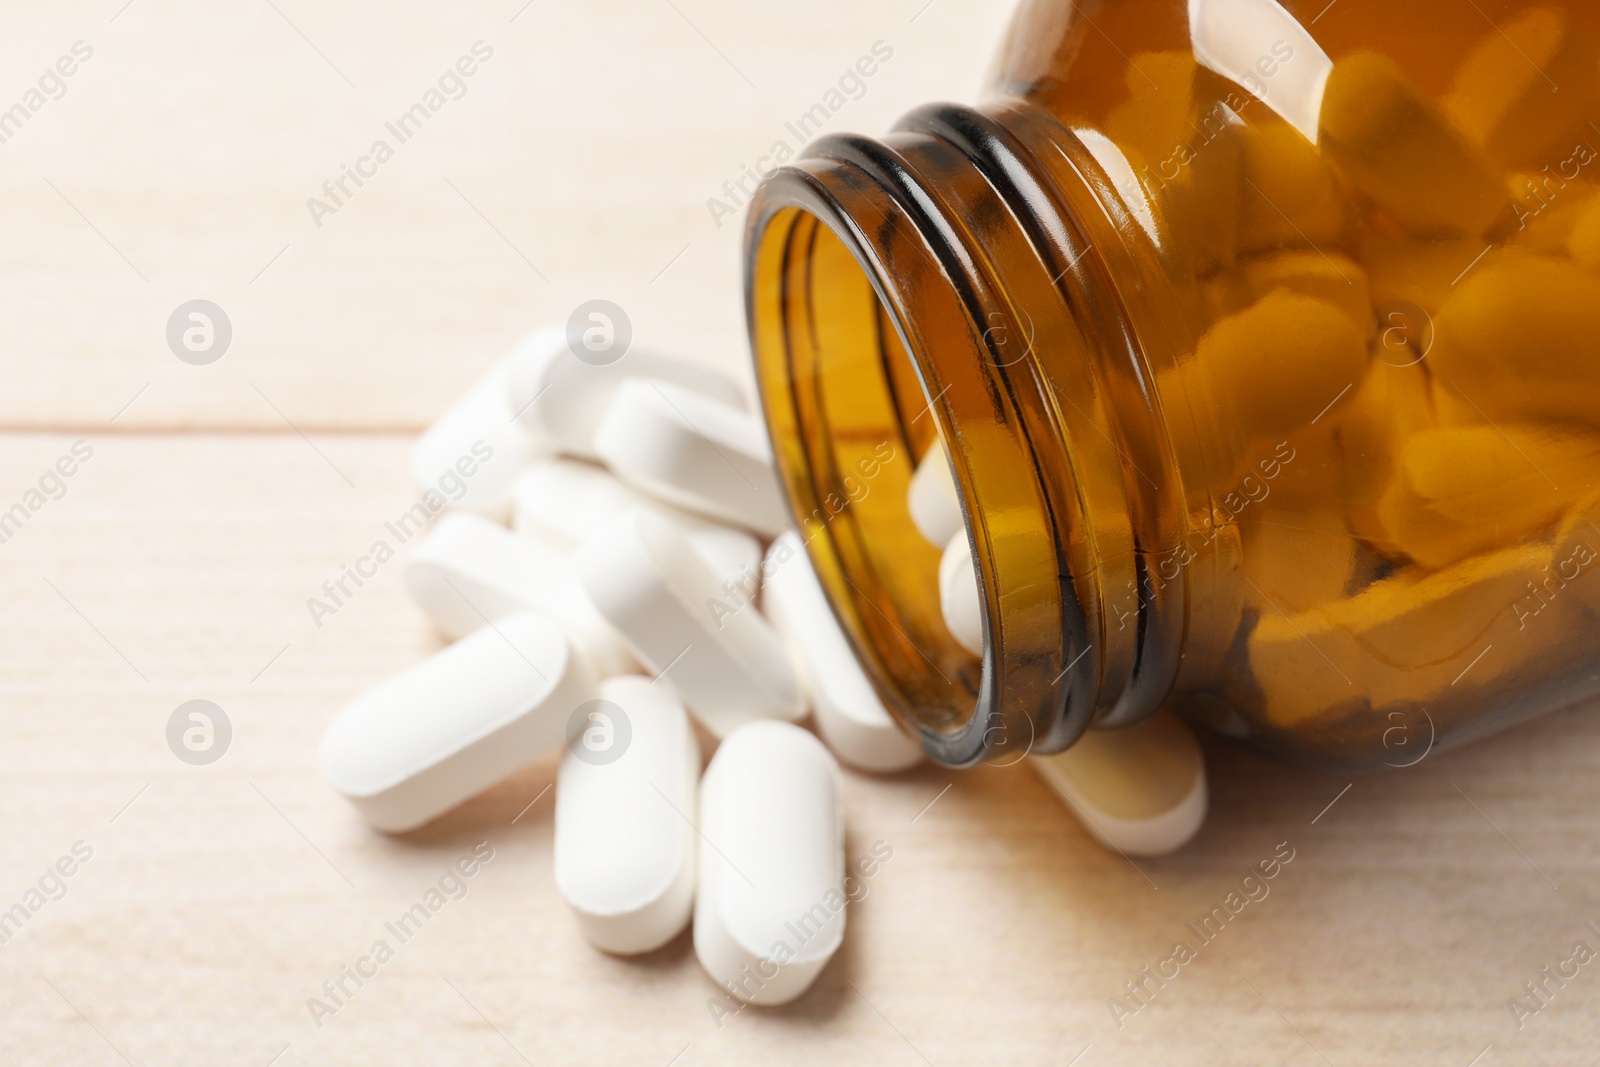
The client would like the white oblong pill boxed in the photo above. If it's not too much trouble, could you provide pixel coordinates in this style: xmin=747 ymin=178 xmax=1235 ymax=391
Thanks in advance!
xmin=506 ymin=329 xmax=746 ymax=460
xmin=554 ymin=676 xmax=699 ymax=955
xmin=576 ymin=508 xmax=803 ymax=738
xmin=411 ymin=349 xmax=542 ymax=523
xmin=404 ymin=511 xmax=635 ymax=677
xmin=762 ymin=532 xmax=922 ymax=773
xmin=908 ymin=438 xmax=963 ymax=548
xmin=1030 ymin=709 xmax=1208 ymax=857
xmin=695 ymin=721 xmax=844 ymax=1005
xmin=320 ymin=611 xmax=596 ymax=832
xmin=593 ymin=378 xmax=789 ymax=536
xmin=684 ymin=525 xmax=763 ymax=599
xmin=939 ymin=531 xmax=985 ymax=657
xmin=510 ymin=457 xmax=762 ymax=586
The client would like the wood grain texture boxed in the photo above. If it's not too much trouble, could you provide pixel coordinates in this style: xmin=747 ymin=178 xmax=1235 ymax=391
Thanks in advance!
xmin=1 ymin=2 xmax=1598 ymax=1065
xmin=0 ymin=437 xmax=1597 ymax=1066
xmin=0 ymin=0 xmax=1012 ymax=430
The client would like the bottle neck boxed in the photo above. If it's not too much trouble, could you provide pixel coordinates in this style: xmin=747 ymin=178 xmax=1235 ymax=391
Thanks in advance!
xmin=745 ymin=100 xmax=1190 ymax=766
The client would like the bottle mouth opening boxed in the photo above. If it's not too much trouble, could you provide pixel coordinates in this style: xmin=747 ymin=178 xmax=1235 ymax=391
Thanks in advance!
xmin=744 ymin=118 xmax=1109 ymax=767
xmin=748 ymin=201 xmax=990 ymax=763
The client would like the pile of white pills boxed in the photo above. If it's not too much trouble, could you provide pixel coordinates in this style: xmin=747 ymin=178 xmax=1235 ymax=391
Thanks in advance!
xmin=319 ymin=325 xmax=1206 ymax=1005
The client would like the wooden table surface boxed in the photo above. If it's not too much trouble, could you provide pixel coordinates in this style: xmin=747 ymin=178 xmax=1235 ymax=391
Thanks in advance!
xmin=2 ymin=3 xmax=1598 ymax=1065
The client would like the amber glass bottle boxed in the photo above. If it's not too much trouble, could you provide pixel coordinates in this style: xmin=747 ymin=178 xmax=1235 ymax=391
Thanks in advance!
xmin=745 ymin=0 xmax=1600 ymax=768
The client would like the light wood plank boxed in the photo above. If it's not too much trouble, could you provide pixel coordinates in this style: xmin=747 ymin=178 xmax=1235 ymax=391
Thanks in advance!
xmin=0 ymin=0 xmax=1013 ymax=430
xmin=0 ymin=433 xmax=1595 ymax=1065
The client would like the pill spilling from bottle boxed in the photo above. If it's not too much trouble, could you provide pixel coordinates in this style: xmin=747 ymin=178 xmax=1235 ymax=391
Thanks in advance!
xmin=318 ymin=327 xmax=1209 ymax=1003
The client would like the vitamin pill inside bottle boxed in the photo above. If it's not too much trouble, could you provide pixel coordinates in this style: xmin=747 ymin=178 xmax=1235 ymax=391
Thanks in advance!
xmin=743 ymin=0 xmax=1600 ymax=769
